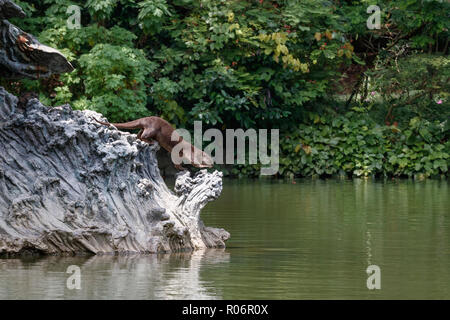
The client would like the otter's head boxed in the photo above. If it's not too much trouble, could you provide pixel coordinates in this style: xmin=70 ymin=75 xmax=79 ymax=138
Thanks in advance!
xmin=193 ymin=150 xmax=214 ymax=169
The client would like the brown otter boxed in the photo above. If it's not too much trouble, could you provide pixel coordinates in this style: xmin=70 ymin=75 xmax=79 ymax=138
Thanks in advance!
xmin=93 ymin=116 xmax=214 ymax=170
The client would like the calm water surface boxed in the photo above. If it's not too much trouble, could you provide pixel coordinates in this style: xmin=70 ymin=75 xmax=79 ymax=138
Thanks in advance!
xmin=1 ymin=179 xmax=449 ymax=299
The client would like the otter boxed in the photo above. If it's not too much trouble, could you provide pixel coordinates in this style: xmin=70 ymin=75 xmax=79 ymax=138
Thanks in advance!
xmin=93 ymin=116 xmax=214 ymax=170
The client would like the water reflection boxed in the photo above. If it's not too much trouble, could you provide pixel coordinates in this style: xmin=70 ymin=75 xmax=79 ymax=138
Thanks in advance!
xmin=1 ymin=179 xmax=449 ymax=299
xmin=202 ymin=179 xmax=450 ymax=299
xmin=0 ymin=249 xmax=230 ymax=300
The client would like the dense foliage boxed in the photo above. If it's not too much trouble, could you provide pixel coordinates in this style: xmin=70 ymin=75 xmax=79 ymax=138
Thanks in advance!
xmin=235 ymin=112 xmax=448 ymax=179
xmin=3 ymin=0 xmax=449 ymax=178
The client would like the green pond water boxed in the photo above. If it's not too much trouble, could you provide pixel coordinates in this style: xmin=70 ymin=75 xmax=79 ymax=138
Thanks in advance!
xmin=1 ymin=179 xmax=449 ymax=299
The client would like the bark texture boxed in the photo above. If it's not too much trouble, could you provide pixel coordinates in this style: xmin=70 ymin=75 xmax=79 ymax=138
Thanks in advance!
xmin=0 ymin=87 xmax=229 ymax=255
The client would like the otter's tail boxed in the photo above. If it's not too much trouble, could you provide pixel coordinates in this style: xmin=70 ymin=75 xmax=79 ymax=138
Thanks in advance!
xmin=92 ymin=118 xmax=143 ymax=130
xmin=92 ymin=118 xmax=111 ymax=126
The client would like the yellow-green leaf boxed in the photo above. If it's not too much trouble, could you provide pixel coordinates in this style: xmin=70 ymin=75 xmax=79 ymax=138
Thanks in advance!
xmin=314 ymin=32 xmax=322 ymax=41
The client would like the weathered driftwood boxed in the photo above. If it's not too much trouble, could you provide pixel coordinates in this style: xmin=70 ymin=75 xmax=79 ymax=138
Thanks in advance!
xmin=0 ymin=0 xmax=228 ymax=255
xmin=0 ymin=1 xmax=74 ymax=79
xmin=0 ymin=87 xmax=229 ymax=255
xmin=0 ymin=0 xmax=25 ymax=19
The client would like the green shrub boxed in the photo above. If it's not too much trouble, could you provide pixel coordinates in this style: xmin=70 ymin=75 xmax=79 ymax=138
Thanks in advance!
xmin=231 ymin=113 xmax=448 ymax=179
xmin=279 ymin=114 xmax=448 ymax=179
xmin=78 ymin=44 xmax=156 ymax=121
